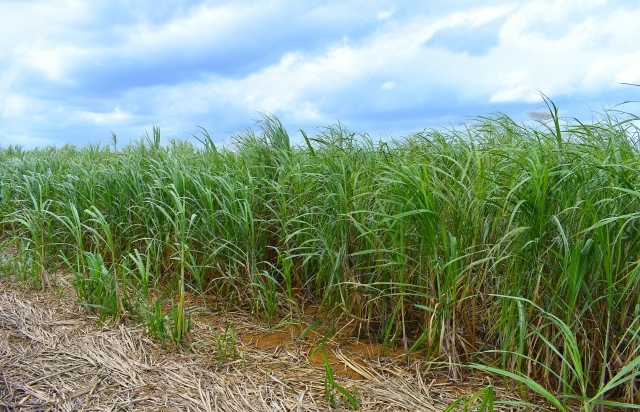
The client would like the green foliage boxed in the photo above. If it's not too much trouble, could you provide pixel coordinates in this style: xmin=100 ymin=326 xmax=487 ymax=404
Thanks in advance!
xmin=444 ymin=385 xmax=494 ymax=412
xmin=141 ymin=299 xmax=170 ymax=346
xmin=468 ymin=296 xmax=640 ymax=411
xmin=0 ymin=109 xmax=639 ymax=407
xmin=73 ymin=251 xmax=120 ymax=322
xmin=211 ymin=324 xmax=238 ymax=363
xmin=170 ymin=293 xmax=191 ymax=348
xmin=318 ymin=343 xmax=360 ymax=410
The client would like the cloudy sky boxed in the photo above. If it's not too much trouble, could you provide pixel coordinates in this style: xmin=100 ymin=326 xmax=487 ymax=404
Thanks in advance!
xmin=1 ymin=0 xmax=639 ymax=149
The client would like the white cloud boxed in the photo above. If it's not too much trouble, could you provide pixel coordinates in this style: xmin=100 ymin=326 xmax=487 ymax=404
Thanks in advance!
xmin=121 ymin=3 xmax=257 ymax=54
xmin=191 ymin=5 xmax=517 ymax=117
xmin=377 ymin=9 xmax=395 ymax=21
xmin=206 ymin=44 xmax=365 ymax=120
xmin=381 ymin=81 xmax=396 ymax=90
xmin=0 ymin=1 xmax=94 ymax=80
xmin=19 ymin=45 xmax=88 ymax=82
xmin=616 ymin=62 xmax=640 ymax=85
xmin=490 ymin=85 xmax=539 ymax=104
xmin=2 ymin=94 xmax=29 ymax=118
xmin=79 ymin=106 xmax=132 ymax=125
xmin=484 ymin=2 xmax=640 ymax=101
xmin=1 ymin=0 xmax=639 ymax=148
xmin=2 ymin=133 xmax=56 ymax=148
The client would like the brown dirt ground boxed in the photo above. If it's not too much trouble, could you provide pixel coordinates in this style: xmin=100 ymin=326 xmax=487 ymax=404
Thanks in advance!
xmin=0 ymin=276 xmax=536 ymax=411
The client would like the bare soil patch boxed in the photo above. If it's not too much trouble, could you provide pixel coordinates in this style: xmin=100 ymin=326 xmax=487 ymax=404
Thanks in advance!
xmin=0 ymin=278 xmax=527 ymax=411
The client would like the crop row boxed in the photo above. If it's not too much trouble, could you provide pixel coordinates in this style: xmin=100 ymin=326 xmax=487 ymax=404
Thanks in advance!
xmin=1 ymin=105 xmax=639 ymax=409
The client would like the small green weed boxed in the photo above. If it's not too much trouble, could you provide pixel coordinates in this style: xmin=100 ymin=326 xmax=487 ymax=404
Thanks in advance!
xmin=211 ymin=324 xmax=238 ymax=363
xmin=444 ymin=385 xmax=494 ymax=412
xmin=318 ymin=343 xmax=360 ymax=410
xmin=72 ymin=251 xmax=120 ymax=322
xmin=141 ymin=299 xmax=169 ymax=347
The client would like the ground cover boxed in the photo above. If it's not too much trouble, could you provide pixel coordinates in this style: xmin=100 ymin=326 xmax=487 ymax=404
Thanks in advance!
xmin=1 ymin=100 xmax=639 ymax=410
xmin=1 ymin=277 xmax=521 ymax=411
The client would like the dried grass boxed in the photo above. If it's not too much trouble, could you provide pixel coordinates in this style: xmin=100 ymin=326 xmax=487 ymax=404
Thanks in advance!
xmin=0 ymin=279 xmax=528 ymax=411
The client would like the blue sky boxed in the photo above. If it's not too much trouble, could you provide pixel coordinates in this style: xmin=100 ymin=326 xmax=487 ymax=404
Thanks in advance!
xmin=1 ymin=0 xmax=639 ymax=149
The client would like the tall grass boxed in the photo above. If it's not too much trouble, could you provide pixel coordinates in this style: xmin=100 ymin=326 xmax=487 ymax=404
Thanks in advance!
xmin=0 ymin=109 xmax=639 ymax=408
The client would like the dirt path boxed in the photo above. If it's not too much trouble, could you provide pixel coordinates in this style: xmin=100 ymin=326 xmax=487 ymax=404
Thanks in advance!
xmin=0 ymin=279 xmax=525 ymax=411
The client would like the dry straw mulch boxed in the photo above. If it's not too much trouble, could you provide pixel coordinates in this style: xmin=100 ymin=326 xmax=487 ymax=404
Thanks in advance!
xmin=0 ymin=279 xmax=528 ymax=411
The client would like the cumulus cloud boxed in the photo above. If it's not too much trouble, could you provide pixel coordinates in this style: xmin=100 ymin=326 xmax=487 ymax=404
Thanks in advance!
xmin=1 ymin=95 xmax=29 ymax=118
xmin=0 ymin=0 xmax=638 ymax=148
xmin=377 ymin=9 xmax=395 ymax=21
xmin=79 ymin=106 xmax=132 ymax=125
xmin=381 ymin=81 xmax=397 ymax=90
